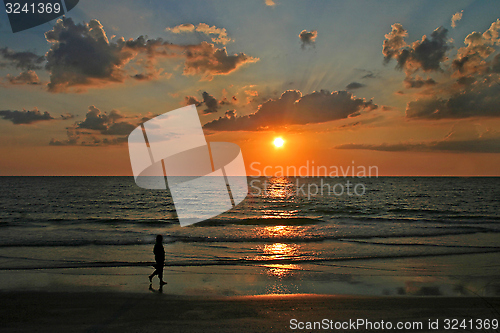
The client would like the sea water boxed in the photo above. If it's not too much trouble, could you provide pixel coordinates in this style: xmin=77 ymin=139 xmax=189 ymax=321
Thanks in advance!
xmin=0 ymin=176 xmax=499 ymax=296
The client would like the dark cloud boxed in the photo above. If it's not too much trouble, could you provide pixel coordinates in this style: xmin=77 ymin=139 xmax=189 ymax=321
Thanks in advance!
xmin=492 ymin=54 xmax=500 ymax=73
xmin=362 ymin=72 xmax=377 ymax=79
xmin=455 ymin=76 xmax=476 ymax=86
xmin=336 ymin=115 xmax=385 ymax=129
xmin=130 ymin=72 xmax=157 ymax=81
xmin=43 ymin=18 xmax=258 ymax=91
xmin=51 ymin=106 xmax=150 ymax=146
xmin=406 ymin=84 xmax=500 ymax=119
xmin=60 ymin=113 xmax=75 ymax=120
xmin=0 ymin=47 xmax=45 ymax=70
xmin=44 ymin=18 xmax=134 ymax=92
xmin=383 ymin=24 xmax=450 ymax=75
xmin=403 ymin=76 xmax=436 ymax=89
xmin=49 ymin=132 xmax=128 ymax=146
xmin=184 ymin=91 xmax=221 ymax=114
xmin=6 ymin=70 xmax=41 ymax=85
xmin=102 ymin=121 xmax=136 ymax=135
xmin=0 ymin=108 xmax=54 ymax=124
xmin=76 ymin=106 xmax=127 ymax=132
xmin=299 ymin=30 xmax=317 ymax=49
xmin=346 ymin=82 xmax=365 ymax=90
xmin=203 ymin=89 xmax=377 ymax=131
xmin=385 ymin=19 xmax=500 ymax=120
xmin=219 ymin=95 xmax=237 ymax=106
xmin=201 ymin=91 xmax=219 ymax=114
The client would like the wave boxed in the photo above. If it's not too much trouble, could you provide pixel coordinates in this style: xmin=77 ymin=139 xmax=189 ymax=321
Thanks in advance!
xmin=2 ymin=247 xmax=500 ymax=271
xmin=0 ymin=226 xmax=497 ymax=248
xmin=193 ymin=217 xmax=322 ymax=226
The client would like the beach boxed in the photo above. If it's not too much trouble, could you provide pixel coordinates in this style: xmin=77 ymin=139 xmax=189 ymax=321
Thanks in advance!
xmin=2 ymin=291 xmax=500 ymax=332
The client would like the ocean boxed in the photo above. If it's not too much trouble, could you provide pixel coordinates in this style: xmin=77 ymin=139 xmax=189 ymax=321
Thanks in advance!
xmin=0 ymin=176 xmax=499 ymax=296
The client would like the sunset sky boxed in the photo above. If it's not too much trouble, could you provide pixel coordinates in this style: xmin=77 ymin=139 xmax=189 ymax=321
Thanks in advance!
xmin=1 ymin=0 xmax=500 ymax=176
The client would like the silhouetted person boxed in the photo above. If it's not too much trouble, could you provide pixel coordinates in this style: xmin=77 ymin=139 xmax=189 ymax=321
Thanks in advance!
xmin=149 ymin=235 xmax=167 ymax=286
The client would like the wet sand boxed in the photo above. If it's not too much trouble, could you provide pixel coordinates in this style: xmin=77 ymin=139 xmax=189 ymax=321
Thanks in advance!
xmin=2 ymin=292 xmax=499 ymax=332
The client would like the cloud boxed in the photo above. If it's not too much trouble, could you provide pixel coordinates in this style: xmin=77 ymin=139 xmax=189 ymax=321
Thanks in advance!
xmin=0 ymin=108 xmax=54 ymax=124
xmin=203 ymin=89 xmax=377 ymax=131
xmin=60 ymin=113 xmax=75 ymax=120
xmin=403 ymin=76 xmax=436 ymax=89
xmin=44 ymin=18 xmax=257 ymax=91
xmin=346 ymin=82 xmax=365 ymax=90
xmin=167 ymin=23 xmax=232 ymax=45
xmin=184 ymin=91 xmax=221 ymax=114
xmin=166 ymin=23 xmax=195 ymax=34
xmin=184 ymin=91 xmax=238 ymax=113
xmin=336 ymin=129 xmax=500 ymax=153
xmin=6 ymin=70 xmax=41 ymax=85
xmin=200 ymin=92 xmax=219 ymax=114
xmin=451 ymin=11 xmax=463 ymax=28
xmin=44 ymin=18 xmax=135 ymax=92
xmin=76 ymin=106 xmax=128 ymax=132
xmin=405 ymin=84 xmax=500 ymax=119
xmin=385 ymin=19 xmax=500 ymax=120
xmin=299 ymin=30 xmax=317 ymax=49
xmin=130 ymin=68 xmax=169 ymax=81
xmin=182 ymin=42 xmax=259 ymax=80
xmin=51 ymin=106 xmax=150 ymax=146
xmin=219 ymin=94 xmax=238 ymax=106
xmin=49 ymin=132 xmax=128 ymax=146
xmin=184 ymin=95 xmax=202 ymax=107
xmin=493 ymin=54 xmax=500 ymax=73
xmin=383 ymin=24 xmax=408 ymax=64
xmin=166 ymin=23 xmax=232 ymax=45
xmin=0 ymin=47 xmax=45 ymax=70
xmin=185 ymin=92 xmax=219 ymax=113
xmin=361 ymin=71 xmax=377 ymax=79
xmin=383 ymin=24 xmax=450 ymax=75
xmin=130 ymin=73 xmax=154 ymax=81
xmin=452 ymin=19 xmax=500 ymax=76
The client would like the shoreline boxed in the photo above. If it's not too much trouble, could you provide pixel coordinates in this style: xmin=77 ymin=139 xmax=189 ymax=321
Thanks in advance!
xmin=2 ymin=291 xmax=500 ymax=332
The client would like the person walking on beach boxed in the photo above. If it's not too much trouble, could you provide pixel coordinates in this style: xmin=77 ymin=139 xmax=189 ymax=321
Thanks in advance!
xmin=149 ymin=235 xmax=167 ymax=286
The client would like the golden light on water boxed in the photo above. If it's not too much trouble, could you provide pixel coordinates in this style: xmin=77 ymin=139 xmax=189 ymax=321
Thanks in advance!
xmin=264 ymin=177 xmax=295 ymax=199
xmin=273 ymin=137 xmax=285 ymax=148
xmin=264 ymin=263 xmax=301 ymax=278
xmin=264 ymin=242 xmax=298 ymax=259
xmin=259 ymin=242 xmax=302 ymax=278
xmin=258 ymin=225 xmax=294 ymax=238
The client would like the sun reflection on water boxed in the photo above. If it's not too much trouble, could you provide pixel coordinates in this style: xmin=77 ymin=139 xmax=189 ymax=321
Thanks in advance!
xmin=255 ymin=239 xmax=304 ymax=279
xmin=263 ymin=263 xmax=302 ymax=279
xmin=263 ymin=177 xmax=295 ymax=199
xmin=263 ymin=242 xmax=298 ymax=259
xmin=255 ymin=225 xmax=307 ymax=240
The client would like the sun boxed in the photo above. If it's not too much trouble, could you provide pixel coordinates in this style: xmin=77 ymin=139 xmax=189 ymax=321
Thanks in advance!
xmin=273 ymin=137 xmax=285 ymax=148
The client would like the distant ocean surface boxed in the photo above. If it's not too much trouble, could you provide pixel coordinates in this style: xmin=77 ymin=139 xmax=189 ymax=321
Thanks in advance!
xmin=0 ymin=176 xmax=499 ymax=295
